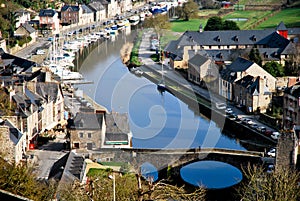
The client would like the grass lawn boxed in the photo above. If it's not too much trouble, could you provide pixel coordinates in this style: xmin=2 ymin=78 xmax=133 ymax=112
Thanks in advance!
xmin=171 ymin=18 xmax=207 ymax=32
xmin=256 ymin=8 xmax=300 ymax=29
xmin=222 ymin=10 xmax=273 ymax=29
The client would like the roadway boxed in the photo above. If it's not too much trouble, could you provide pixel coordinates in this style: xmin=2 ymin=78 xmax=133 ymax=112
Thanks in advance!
xmin=137 ymin=29 xmax=277 ymax=144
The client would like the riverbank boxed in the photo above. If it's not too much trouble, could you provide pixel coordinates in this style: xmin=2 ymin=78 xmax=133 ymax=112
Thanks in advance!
xmin=137 ymin=29 xmax=277 ymax=147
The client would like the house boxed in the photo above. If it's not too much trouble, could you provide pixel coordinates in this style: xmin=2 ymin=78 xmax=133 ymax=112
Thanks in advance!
xmin=164 ymin=22 xmax=297 ymax=69
xmin=219 ymin=57 xmax=276 ymax=113
xmin=60 ymin=5 xmax=80 ymax=26
xmin=38 ymin=9 xmax=60 ymax=35
xmin=233 ymin=75 xmax=272 ymax=113
xmin=14 ymin=23 xmax=38 ymax=43
xmin=69 ymin=110 xmax=105 ymax=150
xmin=79 ymin=4 xmax=94 ymax=26
xmin=88 ymin=1 xmax=106 ymax=23
xmin=282 ymin=82 xmax=300 ymax=129
xmin=15 ymin=9 xmax=31 ymax=28
xmin=187 ymin=51 xmax=219 ymax=86
xmin=102 ymin=111 xmax=132 ymax=148
xmin=0 ymin=118 xmax=26 ymax=164
xmin=99 ymin=0 xmax=118 ymax=19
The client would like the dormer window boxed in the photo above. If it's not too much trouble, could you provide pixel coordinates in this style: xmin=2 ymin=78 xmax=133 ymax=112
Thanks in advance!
xmin=234 ymin=36 xmax=239 ymax=42
xmin=216 ymin=36 xmax=221 ymax=42
xmin=264 ymin=52 xmax=268 ymax=58
xmin=252 ymin=35 xmax=256 ymax=41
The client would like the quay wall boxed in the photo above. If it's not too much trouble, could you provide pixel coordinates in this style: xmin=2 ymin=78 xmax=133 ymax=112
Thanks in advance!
xmin=141 ymin=64 xmax=277 ymax=148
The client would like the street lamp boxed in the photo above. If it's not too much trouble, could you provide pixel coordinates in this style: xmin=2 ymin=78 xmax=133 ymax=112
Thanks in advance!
xmin=108 ymin=174 xmax=116 ymax=201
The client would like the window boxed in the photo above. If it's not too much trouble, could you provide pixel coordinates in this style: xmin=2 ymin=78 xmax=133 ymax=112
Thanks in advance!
xmin=88 ymin=133 xmax=92 ymax=138
xmin=79 ymin=132 xmax=83 ymax=138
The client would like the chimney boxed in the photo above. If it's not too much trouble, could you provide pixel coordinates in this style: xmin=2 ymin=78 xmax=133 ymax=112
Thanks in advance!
xmin=199 ymin=24 xmax=203 ymax=33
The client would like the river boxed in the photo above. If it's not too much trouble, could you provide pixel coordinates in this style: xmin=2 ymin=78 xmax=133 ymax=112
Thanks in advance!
xmin=77 ymin=28 xmax=245 ymax=150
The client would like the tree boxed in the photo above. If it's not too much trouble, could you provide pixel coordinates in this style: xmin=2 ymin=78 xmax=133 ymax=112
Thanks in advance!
xmin=223 ymin=20 xmax=240 ymax=30
xmin=0 ymin=158 xmax=57 ymax=200
xmin=178 ymin=0 xmax=199 ymax=21
xmin=249 ymin=48 xmax=262 ymax=66
xmin=204 ymin=16 xmax=223 ymax=31
xmin=236 ymin=165 xmax=300 ymax=201
xmin=263 ymin=61 xmax=285 ymax=77
xmin=143 ymin=14 xmax=171 ymax=39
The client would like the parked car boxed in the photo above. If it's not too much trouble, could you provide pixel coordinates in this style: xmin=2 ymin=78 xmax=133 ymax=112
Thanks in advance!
xmin=225 ymin=107 xmax=233 ymax=115
xmin=241 ymin=118 xmax=253 ymax=125
xmin=267 ymin=148 xmax=276 ymax=157
xmin=256 ymin=126 xmax=266 ymax=133
xmin=216 ymin=102 xmax=226 ymax=110
xmin=271 ymin=132 xmax=281 ymax=140
xmin=266 ymin=164 xmax=275 ymax=173
xmin=36 ymin=49 xmax=45 ymax=55
xmin=227 ymin=114 xmax=237 ymax=120
xmin=250 ymin=123 xmax=258 ymax=130
xmin=265 ymin=129 xmax=273 ymax=136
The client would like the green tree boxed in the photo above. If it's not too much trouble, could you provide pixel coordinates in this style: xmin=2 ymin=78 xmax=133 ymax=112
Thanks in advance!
xmin=0 ymin=158 xmax=56 ymax=200
xmin=236 ymin=165 xmax=300 ymax=201
xmin=249 ymin=48 xmax=262 ymax=66
xmin=263 ymin=61 xmax=285 ymax=77
xmin=204 ymin=16 xmax=223 ymax=31
xmin=144 ymin=14 xmax=171 ymax=39
xmin=223 ymin=20 xmax=240 ymax=30
xmin=177 ymin=0 xmax=199 ymax=21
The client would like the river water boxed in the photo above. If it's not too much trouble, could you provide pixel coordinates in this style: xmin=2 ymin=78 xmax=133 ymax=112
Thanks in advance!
xmin=77 ymin=28 xmax=245 ymax=150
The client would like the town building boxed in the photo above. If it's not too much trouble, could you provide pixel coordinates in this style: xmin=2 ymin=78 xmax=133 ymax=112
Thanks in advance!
xmin=283 ymin=82 xmax=300 ymax=129
xmin=38 ymin=9 xmax=60 ymax=35
xmin=219 ymin=57 xmax=276 ymax=113
xmin=60 ymin=5 xmax=80 ymax=26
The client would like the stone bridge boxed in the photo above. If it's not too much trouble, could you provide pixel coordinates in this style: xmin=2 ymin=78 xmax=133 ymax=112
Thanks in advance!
xmin=91 ymin=148 xmax=264 ymax=177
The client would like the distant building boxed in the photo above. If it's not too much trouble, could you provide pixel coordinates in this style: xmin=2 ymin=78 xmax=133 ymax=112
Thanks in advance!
xmin=38 ymin=9 xmax=60 ymax=35
xmin=283 ymin=82 xmax=300 ymax=129
xmin=14 ymin=23 xmax=38 ymax=43
xmin=15 ymin=9 xmax=31 ymax=28
xmin=60 ymin=5 xmax=80 ymax=26
xmin=219 ymin=57 xmax=276 ymax=113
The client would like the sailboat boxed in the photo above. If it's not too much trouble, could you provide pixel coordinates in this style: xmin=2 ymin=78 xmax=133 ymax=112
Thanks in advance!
xmin=157 ymin=51 xmax=166 ymax=92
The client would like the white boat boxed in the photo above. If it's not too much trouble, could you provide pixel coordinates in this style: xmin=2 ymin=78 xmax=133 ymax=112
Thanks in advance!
xmin=140 ymin=13 xmax=145 ymax=21
xmin=129 ymin=15 xmax=140 ymax=26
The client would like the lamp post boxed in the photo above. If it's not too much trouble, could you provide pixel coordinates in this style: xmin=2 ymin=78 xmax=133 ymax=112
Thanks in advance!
xmin=109 ymin=174 xmax=116 ymax=201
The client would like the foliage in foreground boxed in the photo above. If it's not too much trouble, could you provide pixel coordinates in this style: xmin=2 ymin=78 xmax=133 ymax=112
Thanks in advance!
xmin=57 ymin=168 xmax=206 ymax=201
xmin=236 ymin=164 xmax=300 ymax=201
xmin=0 ymin=158 xmax=56 ymax=200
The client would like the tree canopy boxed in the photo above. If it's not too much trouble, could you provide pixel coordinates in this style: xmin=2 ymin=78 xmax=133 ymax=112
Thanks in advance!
xmin=249 ymin=48 xmax=262 ymax=66
xmin=204 ymin=16 xmax=240 ymax=31
xmin=176 ymin=0 xmax=199 ymax=21
xmin=236 ymin=165 xmax=300 ymax=201
xmin=263 ymin=61 xmax=285 ymax=77
xmin=143 ymin=14 xmax=171 ymax=38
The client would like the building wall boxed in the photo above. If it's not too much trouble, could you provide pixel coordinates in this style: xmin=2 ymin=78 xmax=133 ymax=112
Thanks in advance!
xmin=71 ymin=129 xmax=102 ymax=150
xmin=283 ymin=93 xmax=299 ymax=129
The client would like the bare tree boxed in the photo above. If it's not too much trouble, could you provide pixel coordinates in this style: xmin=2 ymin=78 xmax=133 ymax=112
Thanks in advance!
xmin=236 ymin=164 xmax=300 ymax=201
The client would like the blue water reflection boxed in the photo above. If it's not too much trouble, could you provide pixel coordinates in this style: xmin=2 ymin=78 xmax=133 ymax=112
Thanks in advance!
xmin=180 ymin=161 xmax=243 ymax=189
xmin=140 ymin=162 xmax=158 ymax=182
xmin=79 ymin=33 xmax=246 ymax=150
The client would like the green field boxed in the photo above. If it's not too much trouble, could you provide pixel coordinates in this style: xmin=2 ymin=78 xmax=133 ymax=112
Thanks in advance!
xmin=256 ymin=8 xmax=300 ymax=29
xmin=222 ymin=10 xmax=273 ymax=29
xmin=171 ymin=7 xmax=300 ymax=32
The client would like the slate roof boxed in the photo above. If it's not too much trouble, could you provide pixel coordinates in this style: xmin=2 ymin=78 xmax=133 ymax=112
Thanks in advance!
xmin=88 ymin=1 xmax=105 ymax=11
xmin=0 ymin=50 xmax=36 ymax=73
xmin=4 ymin=119 xmax=22 ymax=145
xmin=60 ymin=151 xmax=85 ymax=183
xmin=39 ymin=9 xmax=56 ymax=17
xmin=285 ymin=82 xmax=300 ymax=98
xmin=105 ymin=112 xmax=130 ymax=134
xmin=20 ymin=23 xmax=36 ymax=34
xmin=220 ymin=57 xmax=253 ymax=83
xmin=81 ymin=4 xmax=93 ymax=14
xmin=61 ymin=5 xmax=80 ymax=12
xmin=72 ymin=112 xmax=104 ymax=130
xmin=12 ymin=92 xmax=32 ymax=117
xmin=15 ymin=9 xmax=30 ymax=17
xmin=235 ymin=75 xmax=259 ymax=95
xmin=35 ymin=82 xmax=62 ymax=102
xmin=276 ymin=21 xmax=287 ymax=31
xmin=188 ymin=52 xmax=209 ymax=68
